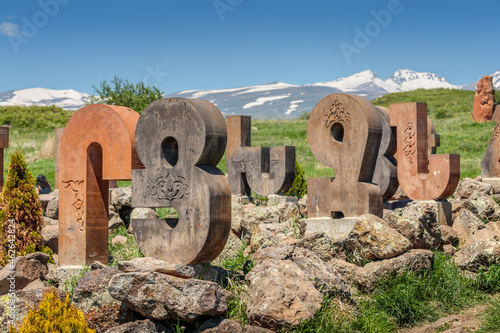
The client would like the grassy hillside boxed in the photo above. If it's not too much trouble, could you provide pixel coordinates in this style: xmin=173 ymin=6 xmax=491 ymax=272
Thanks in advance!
xmin=1 ymin=89 xmax=494 ymax=187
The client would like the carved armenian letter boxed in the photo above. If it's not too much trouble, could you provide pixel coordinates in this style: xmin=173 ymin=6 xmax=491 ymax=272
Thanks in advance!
xmin=132 ymin=98 xmax=231 ymax=265
xmin=59 ymin=105 xmax=140 ymax=266
xmin=307 ymin=94 xmax=383 ymax=218
xmin=226 ymin=116 xmax=295 ymax=197
xmin=482 ymin=111 xmax=500 ymax=178
xmin=390 ymin=102 xmax=460 ymax=200
xmin=0 ymin=126 xmax=9 ymax=190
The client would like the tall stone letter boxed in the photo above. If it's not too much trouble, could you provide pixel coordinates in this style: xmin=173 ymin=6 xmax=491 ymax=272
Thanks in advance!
xmin=390 ymin=102 xmax=460 ymax=200
xmin=59 ymin=105 xmax=140 ymax=266
xmin=132 ymin=98 xmax=231 ymax=265
xmin=226 ymin=116 xmax=295 ymax=197
xmin=307 ymin=93 xmax=383 ymax=218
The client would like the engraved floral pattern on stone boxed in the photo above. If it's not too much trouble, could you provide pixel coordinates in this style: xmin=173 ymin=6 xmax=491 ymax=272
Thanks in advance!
xmin=325 ymin=96 xmax=351 ymax=129
xmin=150 ymin=173 xmax=190 ymax=203
xmin=62 ymin=180 xmax=85 ymax=231
xmin=403 ymin=122 xmax=416 ymax=164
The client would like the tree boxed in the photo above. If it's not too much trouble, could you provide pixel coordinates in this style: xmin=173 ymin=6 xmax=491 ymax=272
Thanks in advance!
xmin=86 ymin=76 xmax=164 ymax=113
xmin=0 ymin=151 xmax=46 ymax=265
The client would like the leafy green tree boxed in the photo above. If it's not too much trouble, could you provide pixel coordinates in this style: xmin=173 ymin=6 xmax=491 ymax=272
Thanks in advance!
xmin=86 ymin=76 xmax=164 ymax=113
xmin=0 ymin=151 xmax=49 ymax=265
xmin=286 ymin=161 xmax=307 ymax=198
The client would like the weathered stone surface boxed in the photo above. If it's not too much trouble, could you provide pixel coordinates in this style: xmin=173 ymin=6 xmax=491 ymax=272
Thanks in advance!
xmin=108 ymin=272 xmax=228 ymax=322
xmin=453 ymin=222 xmax=500 ymax=271
xmin=109 ymin=214 xmax=126 ymax=230
xmin=212 ymin=231 xmax=245 ymax=266
xmin=59 ymin=104 xmax=140 ymax=266
xmin=73 ymin=267 xmax=130 ymax=332
xmin=0 ymin=287 xmax=66 ymax=333
xmin=427 ymin=117 xmax=441 ymax=155
xmin=111 ymin=235 xmax=128 ymax=245
xmin=0 ymin=253 xmax=50 ymax=295
xmin=45 ymin=265 xmax=85 ymax=286
xmin=308 ymin=94 xmax=383 ymax=218
xmin=132 ymin=98 xmax=231 ymax=265
xmin=104 ymin=319 xmax=174 ymax=333
xmin=251 ymin=243 xmax=296 ymax=263
xmin=328 ymin=259 xmax=359 ymax=283
xmin=42 ymin=216 xmax=58 ymax=226
xmin=454 ymin=177 xmax=492 ymax=199
xmin=226 ymin=115 xmax=295 ymax=197
xmin=343 ymin=214 xmax=412 ymax=260
xmin=249 ymin=222 xmax=295 ymax=253
xmin=391 ymin=186 xmax=410 ymax=201
xmin=231 ymin=195 xmax=244 ymax=236
xmin=110 ymin=187 xmax=132 ymax=207
xmin=443 ymin=244 xmax=457 ymax=256
xmin=372 ymin=106 xmax=398 ymax=200
xmin=41 ymin=223 xmax=58 ymax=253
xmin=390 ymin=102 xmax=460 ymax=200
xmin=439 ymin=225 xmax=458 ymax=245
xmin=117 ymin=257 xmax=196 ymax=279
xmin=294 ymin=232 xmax=346 ymax=262
xmin=384 ymin=201 xmax=442 ymax=249
xmin=45 ymin=196 xmax=59 ymax=219
xmin=0 ymin=126 xmax=9 ymax=191
xmin=452 ymin=209 xmax=486 ymax=247
xmin=195 ymin=318 xmax=274 ymax=333
xmin=90 ymin=261 xmax=107 ymax=270
xmin=268 ymin=195 xmax=298 ymax=206
xmin=297 ymin=196 xmax=307 ymax=217
xmin=464 ymin=190 xmax=500 ymax=221
xmin=473 ymin=75 xmax=495 ymax=122
xmin=246 ymin=259 xmax=322 ymax=331
xmin=128 ymin=208 xmax=158 ymax=234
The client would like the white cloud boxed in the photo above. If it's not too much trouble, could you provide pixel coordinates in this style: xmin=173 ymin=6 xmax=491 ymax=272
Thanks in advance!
xmin=0 ymin=22 xmax=20 ymax=37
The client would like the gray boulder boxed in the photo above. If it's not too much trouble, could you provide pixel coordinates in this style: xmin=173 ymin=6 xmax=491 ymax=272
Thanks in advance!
xmin=0 ymin=253 xmax=50 ymax=295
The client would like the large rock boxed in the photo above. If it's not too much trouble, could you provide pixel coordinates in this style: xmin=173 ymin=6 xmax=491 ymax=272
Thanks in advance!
xmin=246 ymin=259 xmax=322 ymax=331
xmin=128 ymin=208 xmax=158 ymax=233
xmin=343 ymin=214 xmax=412 ymax=260
xmin=212 ymin=231 xmax=245 ymax=266
xmin=0 ymin=253 xmax=50 ymax=295
xmin=104 ymin=319 xmax=174 ymax=333
xmin=40 ymin=224 xmax=58 ymax=253
xmin=384 ymin=201 xmax=442 ymax=249
xmin=195 ymin=318 xmax=274 ymax=333
xmin=452 ymin=209 xmax=486 ymax=247
xmin=439 ymin=225 xmax=459 ymax=246
xmin=472 ymin=75 xmax=495 ymax=122
xmin=117 ymin=257 xmax=196 ymax=279
xmin=0 ymin=287 xmax=66 ymax=333
xmin=110 ymin=187 xmax=132 ymax=207
xmin=73 ymin=267 xmax=131 ymax=332
xmin=248 ymin=222 xmax=295 ymax=253
xmin=294 ymin=232 xmax=346 ymax=262
xmin=45 ymin=196 xmax=59 ymax=219
xmin=464 ymin=191 xmax=500 ymax=222
xmin=453 ymin=222 xmax=500 ymax=271
xmin=108 ymin=272 xmax=228 ymax=322
xmin=454 ymin=178 xmax=492 ymax=199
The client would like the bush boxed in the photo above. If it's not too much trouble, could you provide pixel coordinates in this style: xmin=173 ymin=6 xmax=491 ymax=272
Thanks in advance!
xmin=285 ymin=161 xmax=307 ymax=198
xmin=10 ymin=291 xmax=94 ymax=332
xmin=0 ymin=151 xmax=47 ymax=266
xmin=0 ymin=105 xmax=72 ymax=132
xmin=86 ymin=76 xmax=164 ymax=113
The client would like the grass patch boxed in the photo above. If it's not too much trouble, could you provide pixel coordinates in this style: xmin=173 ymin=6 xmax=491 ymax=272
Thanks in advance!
xmin=62 ymin=266 xmax=90 ymax=302
xmin=480 ymin=296 xmax=500 ymax=332
xmin=107 ymin=226 xmax=143 ymax=267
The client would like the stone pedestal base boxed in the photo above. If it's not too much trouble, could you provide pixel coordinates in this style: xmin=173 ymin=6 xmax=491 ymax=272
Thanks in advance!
xmin=384 ymin=199 xmax=452 ymax=226
xmin=299 ymin=217 xmax=357 ymax=240
xmin=267 ymin=194 xmax=298 ymax=206
xmin=482 ymin=178 xmax=500 ymax=194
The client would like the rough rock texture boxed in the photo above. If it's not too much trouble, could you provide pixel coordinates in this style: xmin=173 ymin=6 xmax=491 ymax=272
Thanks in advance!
xmin=452 ymin=209 xmax=486 ymax=247
xmin=41 ymin=224 xmax=58 ymax=253
xmin=464 ymin=191 xmax=500 ymax=221
xmin=195 ymin=318 xmax=274 ymax=333
xmin=45 ymin=196 xmax=59 ymax=219
xmin=111 ymin=235 xmax=128 ymax=245
xmin=240 ymin=202 xmax=300 ymax=244
xmin=384 ymin=201 xmax=442 ymax=249
xmin=297 ymin=196 xmax=307 ymax=217
xmin=109 ymin=214 xmax=126 ymax=231
xmin=453 ymin=222 xmax=500 ymax=271
xmin=117 ymin=257 xmax=196 ymax=279
xmin=454 ymin=178 xmax=492 ymax=199
xmin=0 ymin=287 xmax=67 ymax=333
xmin=212 ymin=231 xmax=245 ymax=266
xmin=73 ymin=267 xmax=131 ymax=332
xmin=246 ymin=259 xmax=323 ymax=331
xmin=128 ymin=208 xmax=158 ymax=233
xmin=108 ymin=272 xmax=228 ymax=322
xmin=104 ymin=319 xmax=174 ymax=333
xmin=248 ymin=222 xmax=295 ymax=253
xmin=110 ymin=187 xmax=132 ymax=207
xmin=439 ymin=225 xmax=459 ymax=246
xmin=472 ymin=75 xmax=495 ymax=122
xmin=391 ymin=186 xmax=410 ymax=201
xmin=294 ymin=232 xmax=346 ymax=262
xmin=0 ymin=253 xmax=50 ymax=295
xmin=343 ymin=214 xmax=412 ymax=260
xmin=329 ymin=249 xmax=434 ymax=292
xmin=231 ymin=196 xmax=244 ymax=237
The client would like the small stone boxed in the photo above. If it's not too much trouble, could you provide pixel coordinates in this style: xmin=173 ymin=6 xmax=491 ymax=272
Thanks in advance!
xmin=111 ymin=235 xmax=128 ymax=245
xmin=443 ymin=244 xmax=457 ymax=256
xmin=40 ymin=224 xmax=58 ymax=253
xmin=110 ymin=187 xmax=132 ymax=207
xmin=45 ymin=196 xmax=59 ymax=219
xmin=90 ymin=261 xmax=107 ymax=270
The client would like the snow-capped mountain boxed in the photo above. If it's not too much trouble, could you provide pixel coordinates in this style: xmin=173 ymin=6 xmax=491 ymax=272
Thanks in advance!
xmin=2 ymin=69 xmax=500 ymax=119
xmin=0 ymin=87 xmax=89 ymax=110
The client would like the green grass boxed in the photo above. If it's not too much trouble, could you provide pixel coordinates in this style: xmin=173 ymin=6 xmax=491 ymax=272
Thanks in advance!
xmin=107 ymin=226 xmax=143 ymax=267
xmin=62 ymin=266 xmax=90 ymax=302
xmin=480 ymin=297 xmax=500 ymax=332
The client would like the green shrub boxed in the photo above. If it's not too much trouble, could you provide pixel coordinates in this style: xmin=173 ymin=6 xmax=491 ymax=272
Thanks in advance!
xmin=0 ymin=151 xmax=46 ymax=266
xmin=0 ymin=105 xmax=72 ymax=132
xmin=285 ymin=161 xmax=307 ymax=198
xmin=11 ymin=291 xmax=94 ymax=332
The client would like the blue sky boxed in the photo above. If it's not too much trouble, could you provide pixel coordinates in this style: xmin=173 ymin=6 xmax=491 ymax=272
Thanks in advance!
xmin=0 ymin=0 xmax=498 ymax=94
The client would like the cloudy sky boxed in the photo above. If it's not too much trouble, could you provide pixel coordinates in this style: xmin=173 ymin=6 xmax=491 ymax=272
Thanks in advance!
xmin=0 ymin=0 xmax=498 ymax=94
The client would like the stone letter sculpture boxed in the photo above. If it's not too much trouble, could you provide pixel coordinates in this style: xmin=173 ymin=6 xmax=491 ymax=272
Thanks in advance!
xmin=226 ymin=115 xmax=295 ymax=197
xmin=132 ymin=98 xmax=231 ymax=265
xmin=472 ymin=75 xmax=496 ymax=122
xmin=482 ymin=111 xmax=500 ymax=179
xmin=0 ymin=126 xmax=9 ymax=190
xmin=390 ymin=102 xmax=460 ymax=200
xmin=307 ymin=93 xmax=383 ymax=218
xmin=59 ymin=105 xmax=140 ymax=266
